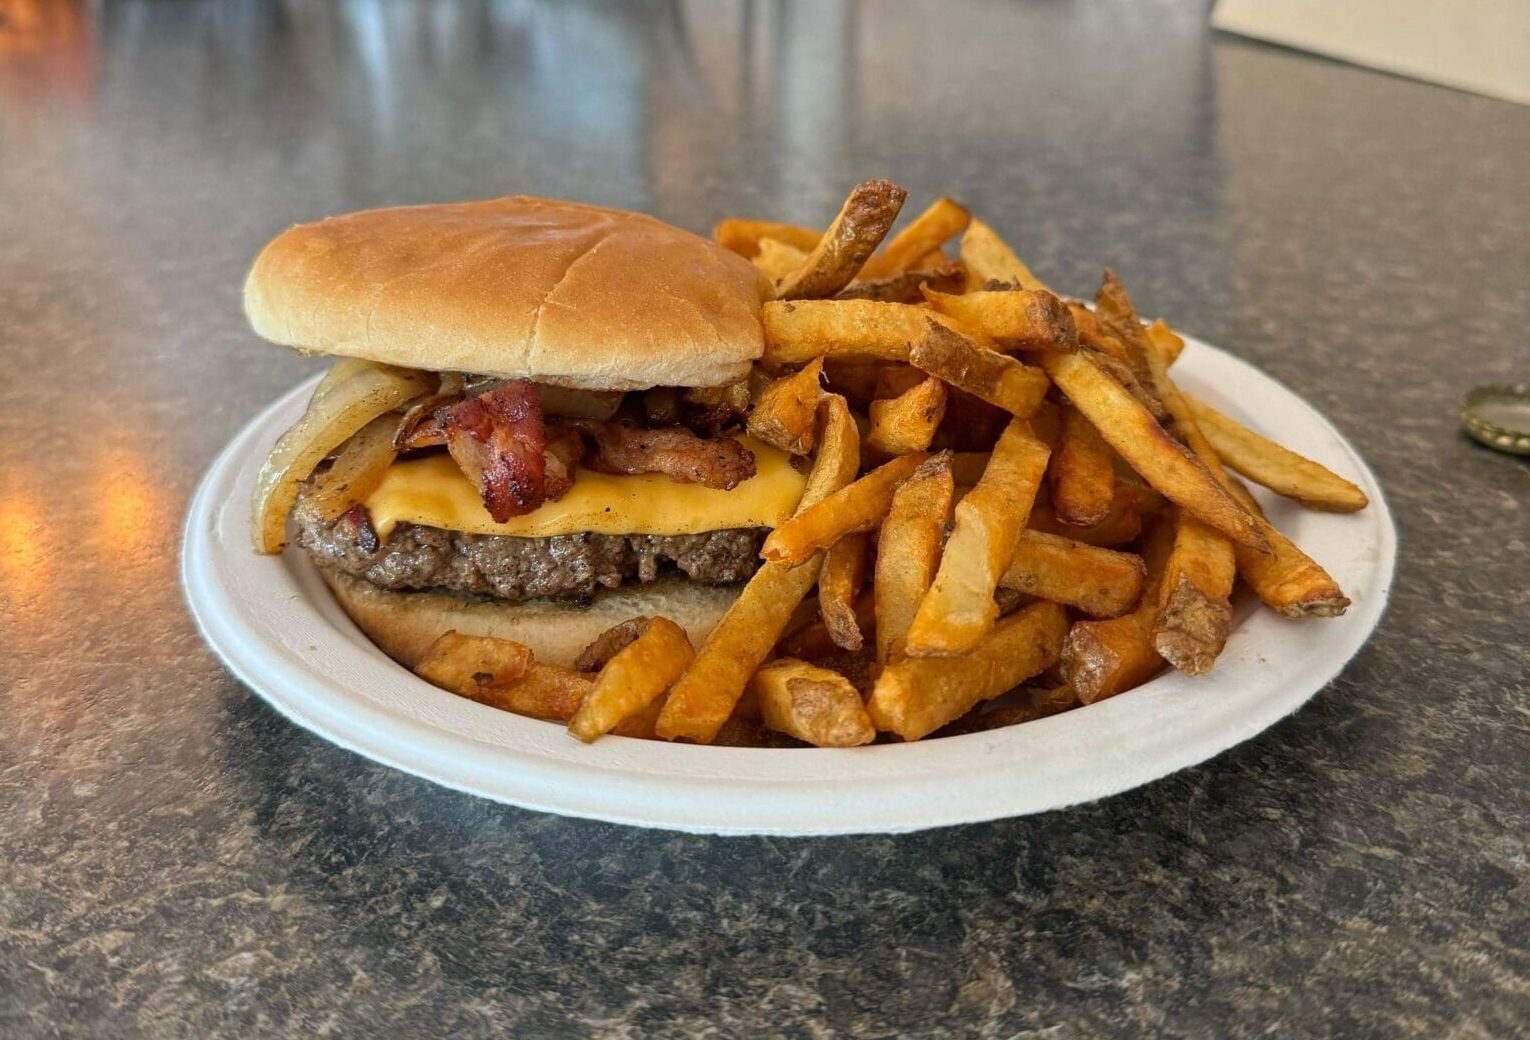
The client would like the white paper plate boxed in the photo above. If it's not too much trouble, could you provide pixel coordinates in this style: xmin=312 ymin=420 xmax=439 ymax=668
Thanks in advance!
xmin=183 ymin=338 xmax=1395 ymax=835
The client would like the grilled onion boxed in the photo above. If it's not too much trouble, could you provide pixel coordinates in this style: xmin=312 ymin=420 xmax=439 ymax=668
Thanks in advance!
xmin=251 ymin=363 xmax=429 ymax=552
xmin=305 ymin=413 xmax=403 ymax=522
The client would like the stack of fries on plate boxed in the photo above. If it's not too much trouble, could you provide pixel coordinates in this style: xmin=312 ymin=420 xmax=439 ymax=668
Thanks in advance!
xmin=415 ymin=179 xmax=1370 ymax=748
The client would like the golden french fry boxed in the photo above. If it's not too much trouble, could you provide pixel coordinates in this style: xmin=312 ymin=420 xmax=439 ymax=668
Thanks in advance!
xmin=568 ymin=617 xmax=695 ymax=742
xmin=919 ymin=287 xmax=1077 ymax=352
xmin=1038 ymin=350 xmax=1267 ymax=552
xmin=1060 ymin=516 xmax=1174 ymax=703
xmin=1189 ymin=398 xmax=1369 ymax=512
xmin=1048 ymin=403 xmax=1115 ymax=526
xmin=1153 ymin=511 xmax=1236 ymax=675
xmin=252 ymin=362 xmax=430 ymax=553
xmin=1000 ymin=531 xmax=1146 ymax=618
xmin=656 ymin=395 xmax=861 ymax=743
xmin=818 ymin=532 xmax=870 ymax=651
xmin=908 ymin=319 xmax=1049 ymax=417
xmin=858 ymin=196 xmax=970 ymax=280
xmin=713 ymin=218 xmax=822 ymax=258
xmin=958 ymin=218 xmax=1054 ymax=294
xmin=875 ymin=452 xmax=955 ymax=664
xmin=749 ymin=659 xmax=875 ymax=747
xmin=866 ymin=376 xmax=946 ymax=455
xmin=905 ymin=419 xmax=1050 ymax=656
xmin=1227 ymin=479 xmax=1351 ymax=618
xmin=416 ymin=631 xmax=593 ymax=721
xmin=1146 ymin=319 xmax=1185 ymax=366
xmin=747 ymin=358 xmax=824 ymax=455
xmin=869 ymin=601 xmax=1069 ymax=740
xmin=1029 ymin=481 xmax=1161 ymax=546
xmin=753 ymin=238 xmax=811 ymax=282
xmin=762 ymin=299 xmax=931 ymax=365
xmin=776 ymin=179 xmax=908 ymax=300
xmin=837 ymin=262 xmax=965 ymax=303
xmin=305 ymin=413 xmax=400 ymax=521
xmin=761 ymin=452 xmax=927 ymax=566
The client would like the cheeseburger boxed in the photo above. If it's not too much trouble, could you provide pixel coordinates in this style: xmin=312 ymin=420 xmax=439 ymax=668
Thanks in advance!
xmin=246 ymin=196 xmax=804 ymax=667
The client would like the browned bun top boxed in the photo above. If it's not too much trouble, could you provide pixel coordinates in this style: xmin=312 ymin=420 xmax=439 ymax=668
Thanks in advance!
xmin=244 ymin=196 xmax=772 ymax=389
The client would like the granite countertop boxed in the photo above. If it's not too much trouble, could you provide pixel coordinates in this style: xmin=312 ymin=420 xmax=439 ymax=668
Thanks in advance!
xmin=2 ymin=2 xmax=1526 ymax=1036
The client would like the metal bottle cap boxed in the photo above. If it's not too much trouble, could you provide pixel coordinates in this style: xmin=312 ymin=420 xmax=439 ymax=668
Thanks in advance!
xmin=1461 ymin=384 xmax=1530 ymax=456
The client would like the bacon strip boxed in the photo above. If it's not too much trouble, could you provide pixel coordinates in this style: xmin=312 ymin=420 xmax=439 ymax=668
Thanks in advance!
xmin=444 ymin=380 xmax=551 ymax=522
xmin=581 ymin=423 xmax=756 ymax=490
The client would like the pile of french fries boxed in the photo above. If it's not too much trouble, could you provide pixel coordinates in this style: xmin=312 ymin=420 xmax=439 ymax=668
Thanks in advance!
xmin=413 ymin=180 xmax=1370 ymax=748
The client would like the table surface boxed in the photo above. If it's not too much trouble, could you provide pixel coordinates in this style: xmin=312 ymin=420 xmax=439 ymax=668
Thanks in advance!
xmin=3 ymin=2 xmax=1527 ymax=1037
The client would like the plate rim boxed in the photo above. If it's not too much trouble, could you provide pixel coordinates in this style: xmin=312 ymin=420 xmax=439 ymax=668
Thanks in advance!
xmin=182 ymin=338 xmax=1396 ymax=835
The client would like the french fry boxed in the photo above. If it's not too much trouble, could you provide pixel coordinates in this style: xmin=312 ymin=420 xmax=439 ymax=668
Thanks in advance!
xmin=776 ymin=179 xmax=908 ymax=300
xmin=875 ymin=452 xmax=955 ymax=665
xmin=837 ymin=262 xmax=965 ymax=303
xmin=1227 ymin=479 xmax=1351 ymax=618
xmin=1029 ymin=481 xmax=1161 ymax=546
xmin=1000 ymin=531 xmax=1146 ymax=618
xmin=753 ymin=238 xmax=810 ymax=282
xmin=1038 ymin=350 xmax=1268 ymax=552
xmin=763 ymin=299 xmax=931 ymax=365
xmin=959 ymin=218 xmax=1054 ymax=294
xmin=747 ymin=358 xmax=824 ymax=455
xmin=866 ymin=376 xmax=946 ymax=455
xmin=1060 ymin=516 xmax=1174 ymax=703
xmin=905 ymin=419 xmax=1050 ymax=655
xmin=869 ymin=601 xmax=1069 ymax=740
xmin=908 ymin=320 xmax=1049 ymax=417
xmin=415 ymin=632 xmax=593 ymax=721
xmin=713 ymin=218 xmax=822 ymax=258
xmin=568 ymin=617 xmax=694 ymax=742
xmin=656 ymin=395 xmax=861 ymax=743
xmin=305 ymin=413 xmax=401 ymax=521
xmin=1153 ymin=511 xmax=1236 ymax=675
xmin=919 ymin=287 xmax=1078 ymax=352
xmin=1048 ymin=403 xmax=1115 ymax=526
xmin=858 ymin=196 xmax=970 ymax=280
xmin=749 ymin=659 xmax=876 ymax=747
xmin=819 ymin=532 xmax=871 ymax=651
xmin=1188 ymin=398 xmax=1369 ymax=512
xmin=1146 ymin=319 xmax=1185 ymax=366
xmin=762 ymin=452 xmax=927 ymax=566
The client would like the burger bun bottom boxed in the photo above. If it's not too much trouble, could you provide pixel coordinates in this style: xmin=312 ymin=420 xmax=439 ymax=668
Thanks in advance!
xmin=320 ymin=569 xmax=736 ymax=670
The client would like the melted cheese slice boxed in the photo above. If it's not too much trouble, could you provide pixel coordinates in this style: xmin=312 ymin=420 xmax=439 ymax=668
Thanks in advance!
xmin=364 ymin=435 xmax=806 ymax=539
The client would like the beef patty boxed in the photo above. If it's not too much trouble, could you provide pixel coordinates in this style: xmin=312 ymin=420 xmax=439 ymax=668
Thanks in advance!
xmin=292 ymin=490 xmax=766 ymax=603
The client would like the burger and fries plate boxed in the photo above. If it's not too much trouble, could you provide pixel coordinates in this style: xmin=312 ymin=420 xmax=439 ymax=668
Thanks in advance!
xmin=185 ymin=340 xmax=1394 ymax=836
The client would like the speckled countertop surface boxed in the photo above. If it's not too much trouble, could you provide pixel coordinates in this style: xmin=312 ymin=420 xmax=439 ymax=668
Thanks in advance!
xmin=2 ymin=2 xmax=1527 ymax=1037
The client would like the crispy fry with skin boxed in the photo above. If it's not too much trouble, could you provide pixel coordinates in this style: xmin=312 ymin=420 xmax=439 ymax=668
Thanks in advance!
xmin=858 ymin=197 xmax=970 ymax=280
xmin=909 ymin=320 xmax=1049 ymax=417
xmin=1188 ymin=398 xmax=1369 ymax=512
xmin=761 ymin=452 xmax=927 ymax=566
xmin=819 ymin=533 xmax=871 ymax=651
xmin=959 ymin=218 xmax=1054 ymax=294
xmin=747 ymin=358 xmax=824 ymax=455
xmin=1039 ymin=350 xmax=1267 ymax=552
xmin=763 ymin=299 xmax=933 ymax=365
xmin=919 ymin=287 xmax=1078 ymax=352
xmin=415 ymin=632 xmax=594 ymax=721
xmin=753 ymin=238 xmax=810 ymax=282
xmin=1049 ymin=403 xmax=1115 ymax=526
xmin=905 ymin=420 xmax=1051 ymax=656
xmin=1146 ymin=320 xmax=1185 ymax=366
xmin=749 ymin=659 xmax=875 ymax=747
xmin=776 ymin=179 xmax=908 ymax=300
xmin=866 ymin=376 xmax=946 ymax=455
xmin=836 ymin=262 xmax=965 ymax=303
xmin=1060 ymin=517 xmax=1174 ymax=703
xmin=1000 ymin=531 xmax=1146 ymax=618
xmin=656 ymin=395 xmax=861 ymax=743
xmin=568 ymin=617 xmax=694 ymax=742
xmin=713 ymin=218 xmax=822 ymax=258
xmin=1154 ymin=511 xmax=1236 ymax=675
xmin=875 ymin=452 xmax=955 ymax=665
xmin=869 ymin=601 xmax=1069 ymax=740
xmin=1227 ymin=479 xmax=1351 ymax=618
